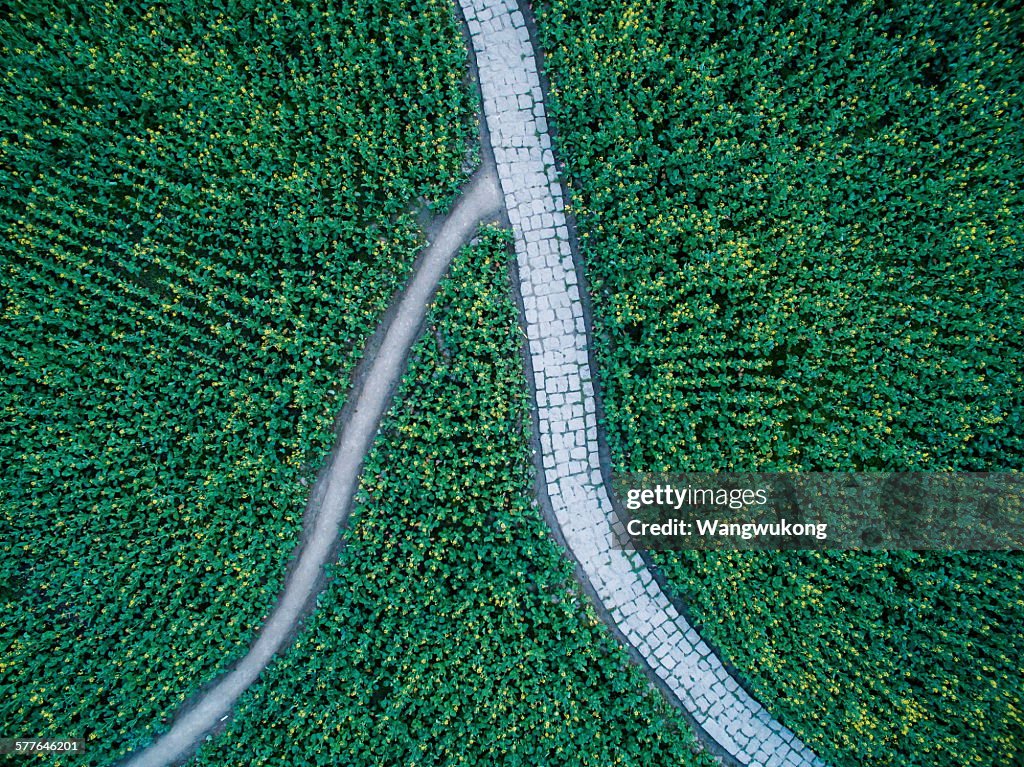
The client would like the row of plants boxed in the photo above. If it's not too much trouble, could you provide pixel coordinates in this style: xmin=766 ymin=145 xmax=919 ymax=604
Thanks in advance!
xmin=191 ymin=231 xmax=713 ymax=767
xmin=1 ymin=0 xmax=475 ymax=762
xmin=534 ymin=0 xmax=1022 ymax=765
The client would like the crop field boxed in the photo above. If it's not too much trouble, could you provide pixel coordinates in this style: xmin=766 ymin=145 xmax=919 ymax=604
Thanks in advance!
xmin=536 ymin=0 xmax=1021 ymax=473
xmin=191 ymin=232 xmax=711 ymax=767
xmin=534 ymin=0 xmax=1023 ymax=764
xmin=658 ymin=551 xmax=1022 ymax=766
xmin=0 ymin=0 xmax=474 ymax=761
xmin=4 ymin=0 xmax=1022 ymax=764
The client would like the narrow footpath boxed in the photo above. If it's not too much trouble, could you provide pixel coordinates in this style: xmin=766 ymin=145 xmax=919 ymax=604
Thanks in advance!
xmin=120 ymin=168 xmax=502 ymax=767
xmin=457 ymin=1 xmax=827 ymax=765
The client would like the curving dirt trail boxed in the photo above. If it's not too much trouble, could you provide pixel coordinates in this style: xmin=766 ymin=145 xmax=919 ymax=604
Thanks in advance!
xmin=120 ymin=166 xmax=502 ymax=767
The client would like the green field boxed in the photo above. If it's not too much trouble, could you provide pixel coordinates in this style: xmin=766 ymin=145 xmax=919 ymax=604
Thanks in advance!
xmin=534 ymin=0 xmax=1023 ymax=764
xmin=537 ymin=0 xmax=1021 ymax=473
xmin=4 ymin=0 xmax=1023 ymax=764
xmin=656 ymin=551 xmax=1023 ymax=765
xmin=1 ymin=0 xmax=474 ymax=761
xmin=191 ymin=231 xmax=712 ymax=767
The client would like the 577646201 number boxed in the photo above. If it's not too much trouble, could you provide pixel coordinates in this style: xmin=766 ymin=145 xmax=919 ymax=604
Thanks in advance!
xmin=0 ymin=739 xmax=88 ymax=754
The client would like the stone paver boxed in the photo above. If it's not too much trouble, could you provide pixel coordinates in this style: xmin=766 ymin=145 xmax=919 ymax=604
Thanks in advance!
xmin=457 ymin=1 xmax=828 ymax=765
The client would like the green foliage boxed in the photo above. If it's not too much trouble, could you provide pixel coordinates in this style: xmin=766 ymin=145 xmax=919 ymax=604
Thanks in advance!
xmin=0 ymin=0 xmax=474 ymax=762
xmin=534 ymin=1 xmax=1023 ymax=765
xmin=191 ymin=231 xmax=713 ymax=767
xmin=656 ymin=551 xmax=1023 ymax=766
xmin=536 ymin=0 xmax=1022 ymax=472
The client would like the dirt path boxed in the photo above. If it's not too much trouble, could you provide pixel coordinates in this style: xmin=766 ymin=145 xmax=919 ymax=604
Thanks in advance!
xmin=120 ymin=166 xmax=502 ymax=767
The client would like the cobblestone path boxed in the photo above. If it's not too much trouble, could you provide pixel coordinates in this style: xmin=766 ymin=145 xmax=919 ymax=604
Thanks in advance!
xmin=457 ymin=1 xmax=827 ymax=764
